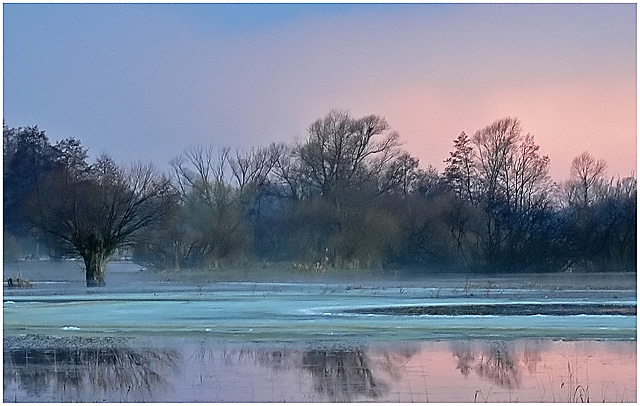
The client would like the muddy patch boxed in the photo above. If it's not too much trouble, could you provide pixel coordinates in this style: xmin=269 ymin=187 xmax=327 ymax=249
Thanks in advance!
xmin=343 ymin=302 xmax=636 ymax=316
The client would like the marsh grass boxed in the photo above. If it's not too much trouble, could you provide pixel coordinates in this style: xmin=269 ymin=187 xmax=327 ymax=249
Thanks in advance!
xmin=468 ymin=351 xmax=633 ymax=403
xmin=560 ymin=358 xmax=591 ymax=403
xmin=551 ymin=355 xmax=634 ymax=403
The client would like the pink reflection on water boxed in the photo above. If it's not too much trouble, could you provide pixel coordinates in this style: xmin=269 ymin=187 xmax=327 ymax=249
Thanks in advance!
xmin=394 ymin=340 xmax=636 ymax=402
xmin=4 ymin=339 xmax=636 ymax=402
xmin=166 ymin=340 xmax=636 ymax=402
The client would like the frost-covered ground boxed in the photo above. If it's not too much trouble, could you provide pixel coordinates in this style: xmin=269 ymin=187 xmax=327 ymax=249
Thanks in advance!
xmin=3 ymin=261 xmax=636 ymax=341
xmin=3 ymin=283 xmax=637 ymax=341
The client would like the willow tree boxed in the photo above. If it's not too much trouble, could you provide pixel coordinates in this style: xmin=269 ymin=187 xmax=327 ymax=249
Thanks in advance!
xmin=27 ymin=155 xmax=173 ymax=286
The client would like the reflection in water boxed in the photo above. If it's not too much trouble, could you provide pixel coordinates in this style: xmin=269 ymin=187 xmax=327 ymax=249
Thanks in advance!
xmin=212 ymin=345 xmax=418 ymax=402
xmin=3 ymin=345 xmax=180 ymax=402
xmin=452 ymin=344 xmax=475 ymax=377
xmin=3 ymin=338 xmax=635 ymax=402
xmin=452 ymin=341 xmax=547 ymax=390
xmin=522 ymin=340 xmax=544 ymax=374
xmin=474 ymin=342 xmax=520 ymax=389
xmin=302 ymin=349 xmax=384 ymax=402
xmin=236 ymin=348 xmax=299 ymax=371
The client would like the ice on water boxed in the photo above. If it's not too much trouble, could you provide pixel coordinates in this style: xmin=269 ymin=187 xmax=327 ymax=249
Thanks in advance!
xmin=4 ymin=282 xmax=636 ymax=341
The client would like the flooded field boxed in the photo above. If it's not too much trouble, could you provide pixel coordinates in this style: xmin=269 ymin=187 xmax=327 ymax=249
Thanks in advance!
xmin=3 ymin=261 xmax=637 ymax=402
xmin=4 ymin=336 xmax=636 ymax=402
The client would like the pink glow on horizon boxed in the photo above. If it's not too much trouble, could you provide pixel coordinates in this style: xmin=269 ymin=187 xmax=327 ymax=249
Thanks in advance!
xmin=332 ymin=74 xmax=636 ymax=182
xmin=3 ymin=3 xmax=635 ymax=178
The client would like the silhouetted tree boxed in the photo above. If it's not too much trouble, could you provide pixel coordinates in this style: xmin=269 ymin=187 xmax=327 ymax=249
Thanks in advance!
xmin=4 ymin=124 xmax=93 ymax=259
xmin=562 ymin=153 xmax=637 ymax=272
xmin=567 ymin=151 xmax=607 ymax=208
xmin=228 ymin=144 xmax=282 ymax=255
xmin=169 ymin=146 xmax=251 ymax=268
xmin=297 ymin=110 xmax=401 ymax=198
xmin=377 ymin=152 xmax=440 ymax=198
xmin=27 ymin=156 xmax=173 ymax=286
xmin=443 ymin=131 xmax=477 ymax=203
xmin=3 ymin=125 xmax=60 ymax=238
xmin=270 ymin=143 xmax=310 ymax=200
xmin=289 ymin=110 xmax=405 ymax=267
xmin=8 ymin=116 xmax=634 ymax=276
xmin=53 ymin=137 xmax=91 ymax=179
xmin=471 ymin=117 xmax=553 ymax=271
xmin=130 ymin=190 xmax=187 ymax=270
xmin=228 ymin=144 xmax=278 ymax=199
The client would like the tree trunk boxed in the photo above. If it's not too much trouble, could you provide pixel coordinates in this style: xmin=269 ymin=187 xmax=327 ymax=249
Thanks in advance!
xmin=83 ymin=251 xmax=109 ymax=287
xmin=173 ymin=241 xmax=181 ymax=271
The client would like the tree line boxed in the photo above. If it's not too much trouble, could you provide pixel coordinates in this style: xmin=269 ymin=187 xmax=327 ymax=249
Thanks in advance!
xmin=3 ymin=111 xmax=636 ymax=286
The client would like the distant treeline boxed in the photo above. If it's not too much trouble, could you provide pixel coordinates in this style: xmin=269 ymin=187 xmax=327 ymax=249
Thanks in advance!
xmin=3 ymin=111 xmax=636 ymax=281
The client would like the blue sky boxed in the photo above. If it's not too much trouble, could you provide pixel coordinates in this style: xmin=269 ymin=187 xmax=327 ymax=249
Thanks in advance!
xmin=3 ymin=3 xmax=636 ymax=180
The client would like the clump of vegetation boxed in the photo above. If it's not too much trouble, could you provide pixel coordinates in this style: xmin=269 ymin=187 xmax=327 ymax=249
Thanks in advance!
xmin=6 ymin=274 xmax=33 ymax=288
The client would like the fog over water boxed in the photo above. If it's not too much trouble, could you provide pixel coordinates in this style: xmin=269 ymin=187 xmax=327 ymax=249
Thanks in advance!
xmin=3 ymin=3 xmax=636 ymax=402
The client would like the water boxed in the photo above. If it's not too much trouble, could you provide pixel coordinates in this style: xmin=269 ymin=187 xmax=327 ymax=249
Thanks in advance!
xmin=3 ymin=261 xmax=637 ymax=402
xmin=3 ymin=338 xmax=636 ymax=402
xmin=3 ymin=289 xmax=636 ymax=341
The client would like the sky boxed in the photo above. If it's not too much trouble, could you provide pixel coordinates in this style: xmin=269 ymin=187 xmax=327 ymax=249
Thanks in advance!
xmin=3 ymin=3 xmax=637 ymax=181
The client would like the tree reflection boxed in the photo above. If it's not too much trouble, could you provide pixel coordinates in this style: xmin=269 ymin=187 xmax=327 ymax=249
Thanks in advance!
xmin=475 ymin=342 xmax=520 ymax=389
xmin=452 ymin=341 xmax=521 ymax=389
xmin=300 ymin=349 xmax=386 ymax=401
xmin=522 ymin=341 xmax=544 ymax=374
xmin=452 ymin=345 xmax=475 ymax=377
xmin=4 ymin=345 xmax=180 ymax=402
xmin=222 ymin=345 xmax=417 ymax=402
xmin=302 ymin=346 xmax=418 ymax=401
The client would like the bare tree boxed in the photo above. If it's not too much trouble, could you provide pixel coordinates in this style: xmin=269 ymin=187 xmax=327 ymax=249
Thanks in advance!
xmin=297 ymin=110 xmax=401 ymax=197
xmin=27 ymin=156 xmax=173 ymax=286
xmin=471 ymin=117 xmax=553 ymax=270
xmin=473 ymin=117 xmax=523 ymax=206
xmin=170 ymin=146 xmax=250 ymax=268
xmin=171 ymin=146 xmax=230 ymax=205
xmin=228 ymin=145 xmax=277 ymax=197
xmin=377 ymin=152 xmax=434 ymax=197
xmin=563 ymin=169 xmax=636 ymax=272
xmin=283 ymin=111 xmax=403 ymax=268
xmin=271 ymin=143 xmax=309 ymax=200
xmin=567 ymin=151 xmax=607 ymax=207
xmin=506 ymin=133 xmax=552 ymax=213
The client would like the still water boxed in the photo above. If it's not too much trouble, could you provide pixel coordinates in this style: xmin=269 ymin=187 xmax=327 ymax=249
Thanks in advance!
xmin=3 ymin=338 xmax=636 ymax=402
xmin=3 ymin=263 xmax=637 ymax=402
